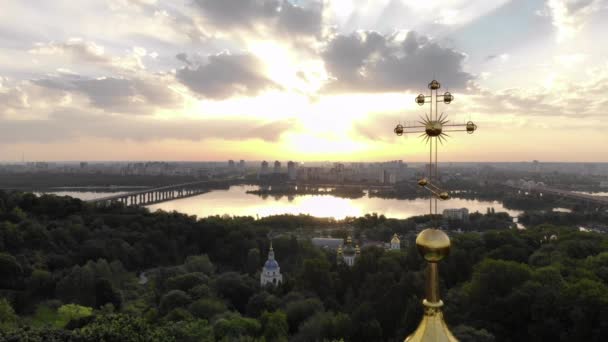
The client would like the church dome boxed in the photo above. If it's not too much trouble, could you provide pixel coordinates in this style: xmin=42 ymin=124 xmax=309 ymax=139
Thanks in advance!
xmin=264 ymin=259 xmax=279 ymax=270
xmin=391 ymin=233 xmax=400 ymax=244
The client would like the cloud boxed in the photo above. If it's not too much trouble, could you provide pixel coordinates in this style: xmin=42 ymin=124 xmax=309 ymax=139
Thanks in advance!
xmin=176 ymin=52 xmax=278 ymax=99
xmin=0 ymin=109 xmax=293 ymax=143
xmin=545 ymin=0 xmax=603 ymax=41
xmin=28 ymin=38 xmax=150 ymax=72
xmin=29 ymin=38 xmax=108 ymax=64
xmin=193 ymin=0 xmax=323 ymax=37
xmin=485 ymin=54 xmax=509 ymax=62
xmin=33 ymin=75 xmax=182 ymax=113
xmin=322 ymin=30 xmax=473 ymax=93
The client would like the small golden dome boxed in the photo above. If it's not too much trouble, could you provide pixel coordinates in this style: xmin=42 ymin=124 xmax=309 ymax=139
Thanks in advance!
xmin=394 ymin=124 xmax=404 ymax=136
xmin=443 ymin=92 xmax=453 ymax=104
xmin=418 ymin=178 xmax=428 ymax=187
xmin=466 ymin=121 xmax=477 ymax=134
xmin=416 ymin=94 xmax=426 ymax=105
xmin=416 ymin=229 xmax=451 ymax=262
xmin=439 ymin=192 xmax=450 ymax=200
xmin=391 ymin=233 xmax=400 ymax=244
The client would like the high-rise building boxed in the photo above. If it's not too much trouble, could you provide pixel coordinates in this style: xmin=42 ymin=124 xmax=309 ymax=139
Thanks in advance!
xmin=260 ymin=161 xmax=269 ymax=175
xmin=228 ymin=160 xmax=235 ymax=168
xmin=273 ymin=160 xmax=281 ymax=173
xmin=443 ymin=208 xmax=469 ymax=222
xmin=287 ymin=161 xmax=297 ymax=180
xmin=238 ymin=160 xmax=245 ymax=170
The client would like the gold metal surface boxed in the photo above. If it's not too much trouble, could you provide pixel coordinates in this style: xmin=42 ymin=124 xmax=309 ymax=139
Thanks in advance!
xmin=416 ymin=94 xmax=426 ymax=105
xmin=416 ymin=228 xmax=451 ymax=263
xmin=405 ymin=300 xmax=458 ymax=342
xmin=428 ymin=80 xmax=441 ymax=90
xmin=425 ymin=121 xmax=443 ymax=137
xmin=395 ymin=124 xmax=405 ymax=136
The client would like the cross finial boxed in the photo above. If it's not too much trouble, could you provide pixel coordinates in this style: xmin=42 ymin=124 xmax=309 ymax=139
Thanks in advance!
xmin=395 ymin=80 xmax=477 ymax=342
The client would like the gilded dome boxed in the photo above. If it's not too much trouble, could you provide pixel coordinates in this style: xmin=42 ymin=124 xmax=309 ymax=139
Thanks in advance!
xmin=391 ymin=233 xmax=400 ymax=244
xmin=416 ymin=229 xmax=451 ymax=262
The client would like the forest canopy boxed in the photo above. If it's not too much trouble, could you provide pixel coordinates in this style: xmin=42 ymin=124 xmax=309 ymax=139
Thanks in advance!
xmin=0 ymin=191 xmax=607 ymax=341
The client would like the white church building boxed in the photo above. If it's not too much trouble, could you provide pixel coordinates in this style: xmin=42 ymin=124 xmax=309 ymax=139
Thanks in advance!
xmin=260 ymin=243 xmax=283 ymax=286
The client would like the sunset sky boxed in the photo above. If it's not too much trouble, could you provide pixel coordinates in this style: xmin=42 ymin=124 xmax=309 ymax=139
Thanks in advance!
xmin=0 ymin=0 xmax=607 ymax=162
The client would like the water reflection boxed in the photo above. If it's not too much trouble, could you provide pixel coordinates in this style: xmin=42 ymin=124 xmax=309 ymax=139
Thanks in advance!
xmin=573 ymin=191 xmax=608 ymax=197
xmin=146 ymin=185 xmax=523 ymax=220
xmin=36 ymin=191 xmax=129 ymax=201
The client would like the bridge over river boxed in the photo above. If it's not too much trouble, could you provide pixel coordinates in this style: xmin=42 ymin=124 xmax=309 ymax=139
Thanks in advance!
xmin=506 ymin=183 xmax=608 ymax=207
xmin=88 ymin=179 xmax=235 ymax=207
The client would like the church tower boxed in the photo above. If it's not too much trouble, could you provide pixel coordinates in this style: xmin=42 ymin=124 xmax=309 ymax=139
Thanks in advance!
xmin=339 ymin=236 xmax=358 ymax=267
xmin=260 ymin=243 xmax=283 ymax=286
xmin=390 ymin=233 xmax=401 ymax=250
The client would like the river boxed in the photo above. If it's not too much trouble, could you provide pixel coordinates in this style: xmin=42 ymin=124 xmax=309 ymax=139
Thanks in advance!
xmin=41 ymin=185 xmax=523 ymax=220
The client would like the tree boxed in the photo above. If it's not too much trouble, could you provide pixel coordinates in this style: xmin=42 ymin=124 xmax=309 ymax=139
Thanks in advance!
xmin=189 ymin=298 xmax=227 ymax=320
xmin=214 ymin=272 xmax=256 ymax=313
xmin=185 ymin=254 xmax=215 ymax=275
xmin=76 ymin=314 xmax=175 ymax=342
xmin=0 ymin=253 xmax=22 ymax=289
xmin=27 ymin=269 xmax=55 ymax=299
xmin=0 ymin=298 xmax=18 ymax=331
xmin=95 ymin=278 xmax=122 ymax=309
xmin=213 ymin=314 xmax=261 ymax=340
xmin=261 ymin=310 xmax=289 ymax=342
xmin=56 ymin=304 xmax=93 ymax=328
xmin=246 ymin=248 xmax=261 ymax=275
xmin=167 ymin=272 xmax=207 ymax=292
xmin=165 ymin=319 xmax=214 ymax=342
xmin=246 ymin=292 xmax=280 ymax=318
xmin=452 ymin=325 xmax=495 ymax=342
xmin=292 ymin=311 xmax=352 ymax=342
xmin=284 ymin=298 xmax=324 ymax=333
xmin=159 ymin=290 xmax=192 ymax=315
xmin=297 ymin=258 xmax=333 ymax=300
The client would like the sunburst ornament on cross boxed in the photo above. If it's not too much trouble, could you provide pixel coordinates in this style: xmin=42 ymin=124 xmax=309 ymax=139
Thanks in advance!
xmin=394 ymin=79 xmax=477 ymax=215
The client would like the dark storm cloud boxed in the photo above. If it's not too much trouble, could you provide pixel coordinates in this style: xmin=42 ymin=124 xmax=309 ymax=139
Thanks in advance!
xmin=193 ymin=0 xmax=323 ymax=36
xmin=322 ymin=31 xmax=473 ymax=92
xmin=176 ymin=52 xmax=278 ymax=99
xmin=33 ymin=76 xmax=181 ymax=113
xmin=0 ymin=109 xmax=293 ymax=143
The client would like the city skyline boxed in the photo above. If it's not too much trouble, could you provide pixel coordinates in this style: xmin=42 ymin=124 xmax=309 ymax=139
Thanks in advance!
xmin=1 ymin=0 xmax=607 ymax=162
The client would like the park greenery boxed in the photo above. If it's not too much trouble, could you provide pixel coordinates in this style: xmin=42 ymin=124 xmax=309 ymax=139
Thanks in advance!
xmin=0 ymin=191 xmax=607 ymax=341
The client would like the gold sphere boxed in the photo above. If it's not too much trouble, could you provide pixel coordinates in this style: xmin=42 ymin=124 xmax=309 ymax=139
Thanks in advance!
xmin=394 ymin=124 xmax=404 ymax=136
xmin=416 ymin=94 xmax=426 ymax=105
xmin=418 ymin=178 xmax=428 ymax=187
xmin=439 ymin=192 xmax=450 ymax=200
xmin=466 ymin=121 xmax=477 ymax=134
xmin=443 ymin=92 xmax=453 ymax=104
xmin=416 ymin=229 xmax=451 ymax=262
